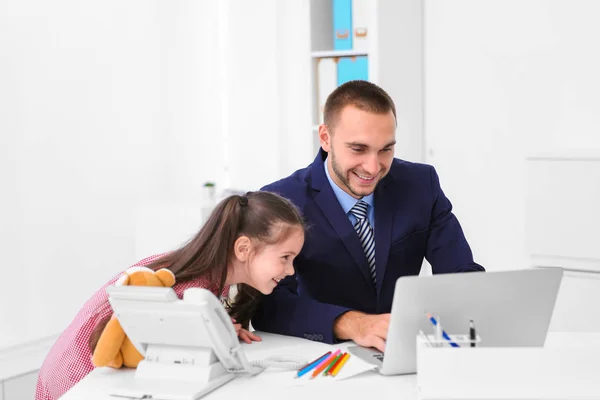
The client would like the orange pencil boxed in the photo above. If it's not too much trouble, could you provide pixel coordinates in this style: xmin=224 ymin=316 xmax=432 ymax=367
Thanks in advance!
xmin=330 ymin=353 xmax=350 ymax=377
xmin=325 ymin=352 xmax=346 ymax=376
xmin=311 ymin=349 xmax=341 ymax=378
xmin=323 ymin=353 xmax=342 ymax=376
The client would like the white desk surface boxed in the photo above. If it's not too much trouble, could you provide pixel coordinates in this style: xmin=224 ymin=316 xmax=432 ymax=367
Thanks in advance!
xmin=61 ymin=332 xmax=600 ymax=400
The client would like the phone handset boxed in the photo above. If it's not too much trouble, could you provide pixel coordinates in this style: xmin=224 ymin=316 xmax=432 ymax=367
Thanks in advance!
xmin=183 ymin=288 xmax=306 ymax=375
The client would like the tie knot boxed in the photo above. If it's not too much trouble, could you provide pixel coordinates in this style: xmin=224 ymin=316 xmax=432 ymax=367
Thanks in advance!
xmin=350 ymin=200 xmax=369 ymax=220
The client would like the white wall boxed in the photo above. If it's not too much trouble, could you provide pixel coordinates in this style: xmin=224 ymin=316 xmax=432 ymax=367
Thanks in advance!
xmin=1 ymin=0 xmax=169 ymax=348
xmin=370 ymin=0 xmax=424 ymax=163
xmin=221 ymin=0 xmax=314 ymax=191
xmin=135 ymin=0 xmax=315 ymax=259
xmin=275 ymin=0 xmax=315 ymax=178
xmin=0 ymin=0 xmax=315 ymax=355
xmin=424 ymin=0 xmax=600 ymax=272
xmin=132 ymin=0 xmax=224 ymax=263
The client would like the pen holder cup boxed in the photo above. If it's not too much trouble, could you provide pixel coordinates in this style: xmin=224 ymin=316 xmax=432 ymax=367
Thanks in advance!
xmin=416 ymin=334 xmax=600 ymax=400
xmin=418 ymin=333 xmax=481 ymax=348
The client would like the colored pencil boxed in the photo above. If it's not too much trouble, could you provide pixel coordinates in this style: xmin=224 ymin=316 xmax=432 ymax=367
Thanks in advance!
xmin=323 ymin=353 xmax=342 ymax=375
xmin=326 ymin=352 xmax=346 ymax=376
xmin=330 ymin=353 xmax=350 ymax=377
xmin=311 ymin=349 xmax=341 ymax=378
xmin=296 ymin=351 xmax=331 ymax=378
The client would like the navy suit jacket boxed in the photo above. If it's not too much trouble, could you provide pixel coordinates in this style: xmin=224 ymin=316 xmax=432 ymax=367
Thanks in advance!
xmin=252 ymin=149 xmax=484 ymax=343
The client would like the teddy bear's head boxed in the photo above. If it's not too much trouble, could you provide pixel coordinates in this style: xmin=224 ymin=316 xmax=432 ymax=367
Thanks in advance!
xmin=115 ymin=266 xmax=176 ymax=288
xmin=91 ymin=266 xmax=176 ymax=369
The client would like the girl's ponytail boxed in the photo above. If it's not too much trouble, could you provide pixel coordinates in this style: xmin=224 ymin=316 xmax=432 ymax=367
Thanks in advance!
xmin=227 ymin=283 xmax=262 ymax=329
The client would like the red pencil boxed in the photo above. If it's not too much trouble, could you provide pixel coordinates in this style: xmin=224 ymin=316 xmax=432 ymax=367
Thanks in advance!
xmin=311 ymin=349 xmax=341 ymax=378
xmin=330 ymin=353 xmax=350 ymax=377
xmin=326 ymin=352 xmax=346 ymax=376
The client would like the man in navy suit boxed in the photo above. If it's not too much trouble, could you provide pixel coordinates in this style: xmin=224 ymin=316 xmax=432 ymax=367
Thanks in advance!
xmin=252 ymin=80 xmax=484 ymax=352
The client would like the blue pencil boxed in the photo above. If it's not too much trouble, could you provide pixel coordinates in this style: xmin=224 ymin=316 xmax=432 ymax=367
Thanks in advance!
xmin=296 ymin=351 xmax=331 ymax=378
xmin=426 ymin=313 xmax=460 ymax=347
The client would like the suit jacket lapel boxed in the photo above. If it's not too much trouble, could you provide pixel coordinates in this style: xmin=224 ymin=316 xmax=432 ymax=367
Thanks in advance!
xmin=374 ymin=177 xmax=395 ymax=296
xmin=311 ymin=150 xmax=375 ymax=288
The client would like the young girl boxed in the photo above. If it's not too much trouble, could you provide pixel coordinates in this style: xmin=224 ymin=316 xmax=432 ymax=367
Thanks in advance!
xmin=35 ymin=191 xmax=305 ymax=400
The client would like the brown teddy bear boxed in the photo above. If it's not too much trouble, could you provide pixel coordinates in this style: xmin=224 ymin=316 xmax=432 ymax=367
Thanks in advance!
xmin=92 ymin=266 xmax=176 ymax=368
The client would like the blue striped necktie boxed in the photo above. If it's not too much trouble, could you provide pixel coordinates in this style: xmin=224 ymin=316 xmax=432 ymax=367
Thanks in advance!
xmin=350 ymin=200 xmax=376 ymax=284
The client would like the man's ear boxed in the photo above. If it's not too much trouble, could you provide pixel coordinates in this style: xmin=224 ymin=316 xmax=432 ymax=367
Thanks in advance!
xmin=234 ymin=236 xmax=252 ymax=262
xmin=318 ymin=124 xmax=332 ymax=152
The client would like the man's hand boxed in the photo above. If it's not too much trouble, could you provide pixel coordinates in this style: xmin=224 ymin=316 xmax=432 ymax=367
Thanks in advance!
xmin=231 ymin=318 xmax=262 ymax=344
xmin=333 ymin=311 xmax=390 ymax=352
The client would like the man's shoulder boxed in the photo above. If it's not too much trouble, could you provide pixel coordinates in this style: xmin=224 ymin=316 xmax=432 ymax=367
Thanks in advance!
xmin=261 ymin=164 xmax=311 ymax=192
xmin=388 ymin=157 xmax=435 ymax=181
xmin=260 ymin=164 xmax=313 ymax=208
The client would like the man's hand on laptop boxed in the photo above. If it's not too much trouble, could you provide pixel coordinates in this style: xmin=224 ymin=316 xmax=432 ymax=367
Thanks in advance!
xmin=333 ymin=311 xmax=390 ymax=352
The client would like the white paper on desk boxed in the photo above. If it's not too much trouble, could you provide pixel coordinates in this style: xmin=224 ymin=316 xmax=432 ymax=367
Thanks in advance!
xmin=239 ymin=332 xmax=376 ymax=386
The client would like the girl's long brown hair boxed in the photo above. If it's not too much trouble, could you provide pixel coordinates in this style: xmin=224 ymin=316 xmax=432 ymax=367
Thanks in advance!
xmin=88 ymin=191 xmax=304 ymax=353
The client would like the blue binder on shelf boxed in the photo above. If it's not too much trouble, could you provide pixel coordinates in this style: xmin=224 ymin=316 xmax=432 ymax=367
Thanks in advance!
xmin=337 ymin=56 xmax=368 ymax=85
xmin=333 ymin=0 xmax=353 ymax=50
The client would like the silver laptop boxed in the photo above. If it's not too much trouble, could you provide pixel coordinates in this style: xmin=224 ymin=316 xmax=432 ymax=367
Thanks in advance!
xmin=348 ymin=267 xmax=563 ymax=375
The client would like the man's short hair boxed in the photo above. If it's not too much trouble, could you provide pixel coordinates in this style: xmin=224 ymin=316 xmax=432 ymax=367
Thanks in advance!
xmin=323 ymin=80 xmax=397 ymax=131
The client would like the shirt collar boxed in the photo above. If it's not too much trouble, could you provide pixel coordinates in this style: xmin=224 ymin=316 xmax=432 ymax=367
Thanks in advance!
xmin=323 ymin=155 xmax=375 ymax=214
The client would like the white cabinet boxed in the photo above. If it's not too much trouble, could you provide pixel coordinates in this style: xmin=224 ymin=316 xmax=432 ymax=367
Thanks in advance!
xmin=527 ymin=155 xmax=600 ymax=333
xmin=526 ymin=154 xmax=600 ymax=274
xmin=3 ymin=372 xmax=38 ymax=400
xmin=548 ymin=270 xmax=600 ymax=333
xmin=0 ymin=335 xmax=56 ymax=400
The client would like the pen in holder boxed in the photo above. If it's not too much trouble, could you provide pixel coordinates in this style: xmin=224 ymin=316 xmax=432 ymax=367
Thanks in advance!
xmin=424 ymin=313 xmax=481 ymax=348
xmin=418 ymin=331 xmax=482 ymax=348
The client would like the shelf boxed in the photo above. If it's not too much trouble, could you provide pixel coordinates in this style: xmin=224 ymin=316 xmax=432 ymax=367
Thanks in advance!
xmin=311 ymin=50 xmax=368 ymax=59
xmin=526 ymin=150 xmax=600 ymax=162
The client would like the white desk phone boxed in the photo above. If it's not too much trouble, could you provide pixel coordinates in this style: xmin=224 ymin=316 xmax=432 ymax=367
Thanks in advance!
xmin=106 ymin=285 xmax=307 ymax=400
